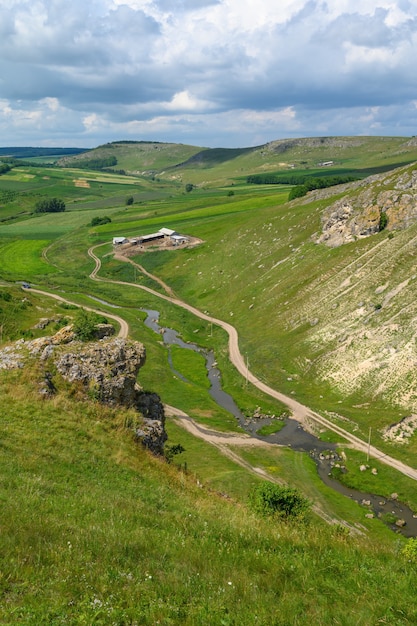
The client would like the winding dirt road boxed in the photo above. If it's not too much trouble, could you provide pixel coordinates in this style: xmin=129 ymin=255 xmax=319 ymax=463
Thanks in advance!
xmin=26 ymin=287 xmax=129 ymax=339
xmin=86 ymin=244 xmax=417 ymax=481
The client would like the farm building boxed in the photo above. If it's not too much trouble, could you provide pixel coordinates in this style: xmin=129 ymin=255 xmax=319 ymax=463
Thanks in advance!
xmin=138 ymin=232 xmax=165 ymax=244
xmin=171 ymin=234 xmax=188 ymax=245
xmin=113 ymin=237 xmax=128 ymax=245
xmin=159 ymin=228 xmax=177 ymax=237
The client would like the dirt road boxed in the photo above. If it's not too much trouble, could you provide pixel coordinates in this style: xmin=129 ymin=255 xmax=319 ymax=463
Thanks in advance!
xmin=26 ymin=287 xmax=129 ymax=339
xmin=88 ymin=245 xmax=417 ymax=481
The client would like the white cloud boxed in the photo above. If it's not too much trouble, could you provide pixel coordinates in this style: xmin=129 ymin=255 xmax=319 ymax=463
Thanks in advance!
xmin=1 ymin=0 xmax=417 ymax=146
xmin=164 ymin=90 xmax=215 ymax=112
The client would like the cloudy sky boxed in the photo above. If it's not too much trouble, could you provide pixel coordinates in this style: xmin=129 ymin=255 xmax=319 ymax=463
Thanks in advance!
xmin=2 ymin=0 xmax=417 ymax=148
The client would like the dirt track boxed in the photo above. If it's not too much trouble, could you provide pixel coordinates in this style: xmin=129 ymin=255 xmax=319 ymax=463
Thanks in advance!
xmin=85 ymin=244 xmax=417 ymax=481
xmin=26 ymin=287 xmax=129 ymax=339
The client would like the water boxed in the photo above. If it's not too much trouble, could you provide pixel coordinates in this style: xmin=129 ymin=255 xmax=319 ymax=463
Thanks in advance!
xmin=141 ymin=308 xmax=417 ymax=536
xmin=86 ymin=295 xmax=121 ymax=309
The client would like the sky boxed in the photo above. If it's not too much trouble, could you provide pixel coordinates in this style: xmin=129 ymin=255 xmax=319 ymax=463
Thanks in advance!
xmin=1 ymin=0 xmax=417 ymax=148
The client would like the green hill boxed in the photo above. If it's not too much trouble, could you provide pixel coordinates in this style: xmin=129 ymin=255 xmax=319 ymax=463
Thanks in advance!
xmin=57 ymin=136 xmax=417 ymax=187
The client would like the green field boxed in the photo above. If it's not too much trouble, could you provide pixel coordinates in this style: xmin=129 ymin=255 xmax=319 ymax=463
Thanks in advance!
xmin=0 ymin=240 xmax=57 ymax=278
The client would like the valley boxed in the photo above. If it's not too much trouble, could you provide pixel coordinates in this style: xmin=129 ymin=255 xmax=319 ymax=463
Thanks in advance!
xmin=2 ymin=136 xmax=417 ymax=623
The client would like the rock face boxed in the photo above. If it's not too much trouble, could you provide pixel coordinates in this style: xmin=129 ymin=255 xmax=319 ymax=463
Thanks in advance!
xmin=316 ymin=164 xmax=417 ymax=247
xmin=55 ymin=338 xmax=146 ymax=405
xmin=54 ymin=338 xmax=167 ymax=455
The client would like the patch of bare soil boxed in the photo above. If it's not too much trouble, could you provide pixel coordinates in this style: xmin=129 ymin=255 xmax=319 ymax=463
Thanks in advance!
xmin=119 ymin=236 xmax=203 ymax=257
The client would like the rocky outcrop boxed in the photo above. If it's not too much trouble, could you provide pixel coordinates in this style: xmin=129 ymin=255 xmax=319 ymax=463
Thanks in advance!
xmin=55 ymin=338 xmax=146 ymax=405
xmin=316 ymin=164 xmax=417 ymax=247
xmin=135 ymin=391 xmax=167 ymax=454
xmin=54 ymin=338 xmax=166 ymax=455
xmin=0 ymin=331 xmax=167 ymax=456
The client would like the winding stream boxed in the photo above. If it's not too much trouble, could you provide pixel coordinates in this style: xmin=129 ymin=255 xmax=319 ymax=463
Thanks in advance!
xmin=142 ymin=309 xmax=417 ymax=537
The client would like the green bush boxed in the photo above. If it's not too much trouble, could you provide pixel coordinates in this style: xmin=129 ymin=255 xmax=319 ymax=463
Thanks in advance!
xmin=402 ymin=538 xmax=417 ymax=563
xmin=90 ymin=216 xmax=112 ymax=227
xmin=249 ymin=483 xmax=310 ymax=520
xmin=73 ymin=309 xmax=108 ymax=341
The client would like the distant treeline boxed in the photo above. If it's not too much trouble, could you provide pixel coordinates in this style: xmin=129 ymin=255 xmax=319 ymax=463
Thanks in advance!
xmin=0 ymin=147 xmax=86 ymax=158
xmin=107 ymin=140 xmax=163 ymax=145
xmin=63 ymin=156 xmax=118 ymax=170
xmin=247 ymin=172 xmax=359 ymax=199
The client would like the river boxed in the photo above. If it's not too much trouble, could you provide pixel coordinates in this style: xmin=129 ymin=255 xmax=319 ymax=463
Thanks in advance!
xmin=141 ymin=308 xmax=417 ymax=537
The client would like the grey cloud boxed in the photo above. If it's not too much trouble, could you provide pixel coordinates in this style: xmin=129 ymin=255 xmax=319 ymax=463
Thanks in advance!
xmin=1 ymin=1 xmax=417 ymax=147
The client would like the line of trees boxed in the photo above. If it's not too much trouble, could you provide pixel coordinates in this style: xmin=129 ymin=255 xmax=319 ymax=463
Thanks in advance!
xmin=247 ymin=172 xmax=358 ymax=199
xmin=288 ymin=175 xmax=358 ymax=200
xmin=35 ymin=198 xmax=66 ymax=213
xmin=65 ymin=156 xmax=117 ymax=170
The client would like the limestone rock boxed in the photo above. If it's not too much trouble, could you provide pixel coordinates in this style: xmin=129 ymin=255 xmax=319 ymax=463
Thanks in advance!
xmin=316 ymin=164 xmax=417 ymax=247
xmin=54 ymin=338 xmax=166 ymax=455
xmin=55 ymin=338 xmax=146 ymax=406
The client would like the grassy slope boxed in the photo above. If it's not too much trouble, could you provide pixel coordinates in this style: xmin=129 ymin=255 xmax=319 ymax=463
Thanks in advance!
xmin=57 ymin=141 xmax=204 ymax=172
xmin=1 ymin=364 xmax=417 ymax=625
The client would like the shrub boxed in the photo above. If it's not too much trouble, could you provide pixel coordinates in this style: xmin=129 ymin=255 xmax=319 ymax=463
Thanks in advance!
xmin=73 ymin=309 xmax=108 ymax=341
xmin=402 ymin=538 xmax=417 ymax=563
xmin=249 ymin=483 xmax=310 ymax=520
xmin=165 ymin=443 xmax=185 ymax=464
xmin=90 ymin=216 xmax=112 ymax=227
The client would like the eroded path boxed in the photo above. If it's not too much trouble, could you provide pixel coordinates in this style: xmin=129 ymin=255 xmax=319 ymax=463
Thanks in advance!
xmin=87 ymin=244 xmax=417 ymax=481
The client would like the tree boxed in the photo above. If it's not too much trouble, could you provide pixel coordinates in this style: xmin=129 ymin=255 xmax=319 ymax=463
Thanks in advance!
xmin=164 ymin=443 xmax=185 ymax=464
xmin=125 ymin=196 xmax=134 ymax=206
xmin=379 ymin=211 xmax=388 ymax=231
xmin=249 ymin=483 xmax=310 ymax=520
xmin=35 ymin=198 xmax=66 ymax=213
xmin=185 ymin=183 xmax=194 ymax=192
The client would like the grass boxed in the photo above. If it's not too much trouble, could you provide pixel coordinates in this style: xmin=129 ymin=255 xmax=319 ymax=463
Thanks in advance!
xmin=0 ymin=239 xmax=57 ymax=278
xmin=1 ymin=368 xmax=417 ymax=624
xmin=256 ymin=420 xmax=286 ymax=436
